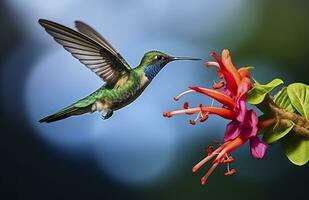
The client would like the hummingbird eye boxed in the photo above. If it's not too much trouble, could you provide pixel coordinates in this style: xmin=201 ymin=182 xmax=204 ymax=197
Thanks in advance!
xmin=154 ymin=55 xmax=164 ymax=61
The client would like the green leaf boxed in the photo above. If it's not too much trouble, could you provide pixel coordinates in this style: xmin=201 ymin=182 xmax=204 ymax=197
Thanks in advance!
xmin=287 ymin=83 xmax=309 ymax=119
xmin=274 ymin=87 xmax=296 ymax=112
xmin=247 ymin=78 xmax=284 ymax=105
xmin=281 ymin=132 xmax=309 ymax=166
xmin=262 ymin=120 xmax=294 ymax=144
xmin=281 ymin=83 xmax=309 ymax=166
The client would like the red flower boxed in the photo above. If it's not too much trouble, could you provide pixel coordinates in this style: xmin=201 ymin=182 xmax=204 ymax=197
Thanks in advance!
xmin=164 ymin=50 xmax=273 ymax=185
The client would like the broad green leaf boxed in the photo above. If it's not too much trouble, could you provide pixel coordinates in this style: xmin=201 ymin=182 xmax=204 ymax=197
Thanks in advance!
xmin=287 ymin=83 xmax=309 ymax=119
xmin=282 ymin=83 xmax=309 ymax=165
xmin=247 ymin=78 xmax=284 ymax=105
xmin=262 ymin=121 xmax=294 ymax=144
xmin=281 ymin=132 xmax=309 ymax=166
xmin=274 ymin=87 xmax=295 ymax=112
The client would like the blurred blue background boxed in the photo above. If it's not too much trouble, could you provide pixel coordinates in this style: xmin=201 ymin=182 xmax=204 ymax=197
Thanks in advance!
xmin=0 ymin=0 xmax=308 ymax=199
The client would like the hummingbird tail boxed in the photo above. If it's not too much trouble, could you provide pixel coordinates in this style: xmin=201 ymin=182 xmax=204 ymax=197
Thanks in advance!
xmin=39 ymin=105 xmax=91 ymax=123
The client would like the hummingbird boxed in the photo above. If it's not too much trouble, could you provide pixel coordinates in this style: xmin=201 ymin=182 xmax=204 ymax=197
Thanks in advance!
xmin=38 ymin=19 xmax=200 ymax=123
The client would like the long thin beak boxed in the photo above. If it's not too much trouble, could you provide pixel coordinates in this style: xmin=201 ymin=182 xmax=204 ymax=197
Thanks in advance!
xmin=170 ymin=56 xmax=201 ymax=61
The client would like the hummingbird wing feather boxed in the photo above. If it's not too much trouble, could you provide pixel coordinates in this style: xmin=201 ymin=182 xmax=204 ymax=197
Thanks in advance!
xmin=75 ymin=20 xmax=130 ymax=70
xmin=39 ymin=19 xmax=131 ymax=86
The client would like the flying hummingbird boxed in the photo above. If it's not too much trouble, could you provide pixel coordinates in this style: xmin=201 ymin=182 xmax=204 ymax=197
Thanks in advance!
xmin=38 ymin=19 xmax=200 ymax=123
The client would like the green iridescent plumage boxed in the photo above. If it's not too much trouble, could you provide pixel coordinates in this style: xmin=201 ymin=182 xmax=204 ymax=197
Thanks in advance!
xmin=38 ymin=19 xmax=200 ymax=123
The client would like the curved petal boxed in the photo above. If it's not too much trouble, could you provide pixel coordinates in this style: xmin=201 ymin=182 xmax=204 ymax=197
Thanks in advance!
xmin=235 ymin=80 xmax=250 ymax=121
xmin=221 ymin=49 xmax=241 ymax=86
xmin=246 ymin=109 xmax=258 ymax=127
xmin=250 ymin=136 xmax=268 ymax=159
xmin=211 ymin=52 xmax=238 ymax=95
xmin=240 ymin=109 xmax=258 ymax=138
xmin=189 ymin=86 xmax=235 ymax=109
xmin=238 ymin=67 xmax=250 ymax=79
xmin=224 ymin=120 xmax=241 ymax=142
xmin=235 ymin=99 xmax=247 ymax=122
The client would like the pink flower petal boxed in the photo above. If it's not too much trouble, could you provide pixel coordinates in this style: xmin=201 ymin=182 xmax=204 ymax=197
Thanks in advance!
xmin=240 ymin=109 xmax=258 ymax=138
xmin=224 ymin=120 xmax=241 ymax=142
xmin=239 ymin=125 xmax=253 ymax=139
xmin=235 ymin=81 xmax=249 ymax=122
xmin=236 ymin=79 xmax=249 ymax=98
xmin=235 ymin=99 xmax=247 ymax=122
xmin=250 ymin=137 xmax=268 ymax=159
xmin=246 ymin=109 xmax=258 ymax=127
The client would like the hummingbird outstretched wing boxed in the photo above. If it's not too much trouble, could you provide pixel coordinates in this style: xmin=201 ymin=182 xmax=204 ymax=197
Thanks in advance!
xmin=74 ymin=20 xmax=130 ymax=69
xmin=39 ymin=19 xmax=131 ymax=86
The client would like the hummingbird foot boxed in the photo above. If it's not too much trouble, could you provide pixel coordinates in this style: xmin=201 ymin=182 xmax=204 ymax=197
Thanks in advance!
xmin=101 ymin=110 xmax=114 ymax=120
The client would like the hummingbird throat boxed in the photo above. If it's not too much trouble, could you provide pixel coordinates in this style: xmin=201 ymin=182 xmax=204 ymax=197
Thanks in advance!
xmin=144 ymin=62 xmax=166 ymax=81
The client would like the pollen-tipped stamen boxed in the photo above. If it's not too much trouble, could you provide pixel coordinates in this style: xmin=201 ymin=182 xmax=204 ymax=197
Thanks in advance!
xmin=189 ymin=111 xmax=201 ymax=125
xmin=206 ymin=61 xmax=220 ymax=68
xmin=183 ymin=101 xmax=189 ymax=109
xmin=207 ymin=146 xmax=215 ymax=156
xmin=189 ymin=120 xmax=196 ymax=125
xmin=224 ymin=154 xmax=236 ymax=176
xmin=200 ymin=158 xmax=223 ymax=185
xmin=163 ymin=112 xmax=172 ymax=118
xmin=169 ymin=107 xmax=200 ymax=116
xmin=163 ymin=106 xmax=236 ymax=120
xmin=199 ymin=113 xmax=209 ymax=122
xmin=224 ymin=168 xmax=236 ymax=176
xmin=174 ymin=89 xmax=195 ymax=101
xmin=192 ymin=144 xmax=226 ymax=173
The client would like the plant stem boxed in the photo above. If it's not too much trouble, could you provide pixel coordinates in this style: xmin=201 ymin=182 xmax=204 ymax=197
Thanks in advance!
xmin=258 ymin=94 xmax=309 ymax=138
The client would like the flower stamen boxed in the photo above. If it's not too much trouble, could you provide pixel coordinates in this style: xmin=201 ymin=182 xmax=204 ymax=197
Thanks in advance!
xmin=183 ymin=101 xmax=189 ymax=109
xmin=201 ymin=159 xmax=221 ymax=185
xmin=163 ymin=106 xmax=236 ymax=120
xmin=206 ymin=61 xmax=220 ymax=68
xmin=207 ymin=146 xmax=215 ymax=156
xmin=189 ymin=111 xmax=202 ymax=125
xmin=192 ymin=144 xmax=226 ymax=173
xmin=223 ymin=155 xmax=235 ymax=163
xmin=224 ymin=168 xmax=236 ymax=176
xmin=199 ymin=113 xmax=209 ymax=122
xmin=174 ymin=89 xmax=195 ymax=101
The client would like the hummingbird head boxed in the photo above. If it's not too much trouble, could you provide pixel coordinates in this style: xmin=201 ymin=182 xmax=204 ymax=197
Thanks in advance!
xmin=140 ymin=50 xmax=200 ymax=81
